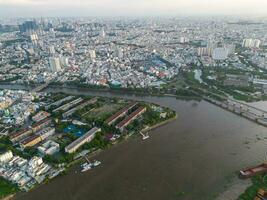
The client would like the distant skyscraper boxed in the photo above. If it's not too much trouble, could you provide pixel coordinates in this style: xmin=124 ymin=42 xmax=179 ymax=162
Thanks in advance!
xmin=101 ymin=29 xmax=106 ymax=38
xmin=242 ymin=39 xmax=261 ymax=48
xmin=49 ymin=57 xmax=62 ymax=72
xmin=197 ymin=47 xmax=213 ymax=57
xmin=19 ymin=21 xmax=38 ymax=33
xmin=30 ymin=34 xmax=38 ymax=45
xmin=89 ymin=50 xmax=96 ymax=61
xmin=49 ymin=46 xmax=56 ymax=55
xmin=60 ymin=56 xmax=69 ymax=67
xmin=179 ymin=37 xmax=189 ymax=44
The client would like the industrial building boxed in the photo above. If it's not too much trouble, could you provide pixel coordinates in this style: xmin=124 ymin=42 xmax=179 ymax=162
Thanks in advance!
xmin=62 ymin=97 xmax=98 ymax=118
xmin=10 ymin=118 xmax=52 ymax=144
xmin=10 ymin=128 xmax=33 ymax=143
xmin=31 ymin=118 xmax=52 ymax=133
xmin=32 ymin=111 xmax=51 ymax=122
xmin=65 ymin=127 xmax=101 ymax=153
xmin=20 ymin=127 xmax=55 ymax=148
xmin=116 ymin=106 xmax=146 ymax=131
xmin=45 ymin=96 xmax=75 ymax=110
xmin=52 ymin=97 xmax=83 ymax=113
xmin=105 ymin=102 xmax=137 ymax=125
xmin=21 ymin=135 xmax=42 ymax=148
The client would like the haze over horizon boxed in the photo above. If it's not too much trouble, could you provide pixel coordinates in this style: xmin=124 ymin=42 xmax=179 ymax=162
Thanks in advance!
xmin=0 ymin=0 xmax=267 ymax=18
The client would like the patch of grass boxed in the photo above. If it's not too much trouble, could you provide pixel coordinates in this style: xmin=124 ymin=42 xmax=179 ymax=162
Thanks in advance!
xmin=0 ymin=177 xmax=18 ymax=198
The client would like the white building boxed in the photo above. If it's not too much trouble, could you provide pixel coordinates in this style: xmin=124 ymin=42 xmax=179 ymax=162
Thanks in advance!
xmin=49 ymin=57 xmax=62 ymax=72
xmin=198 ymin=47 xmax=213 ymax=57
xmin=65 ymin=127 xmax=101 ymax=153
xmin=242 ymin=39 xmax=261 ymax=48
xmin=30 ymin=34 xmax=38 ymax=43
xmin=49 ymin=46 xmax=56 ymax=54
xmin=180 ymin=37 xmax=189 ymax=43
xmin=212 ymin=48 xmax=229 ymax=60
xmin=89 ymin=50 xmax=96 ymax=60
xmin=0 ymin=151 xmax=13 ymax=163
xmin=60 ymin=56 xmax=69 ymax=67
xmin=38 ymin=140 xmax=60 ymax=155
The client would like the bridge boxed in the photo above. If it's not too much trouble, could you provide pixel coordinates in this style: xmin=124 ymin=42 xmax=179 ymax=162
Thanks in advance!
xmin=204 ymin=97 xmax=267 ymax=126
xmin=191 ymin=86 xmax=267 ymax=126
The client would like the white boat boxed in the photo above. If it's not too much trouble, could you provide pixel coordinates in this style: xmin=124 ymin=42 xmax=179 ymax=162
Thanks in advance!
xmin=81 ymin=163 xmax=92 ymax=172
xmin=92 ymin=160 xmax=101 ymax=167
xmin=140 ymin=132 xmax=149 ymax=140
xmin=81 ymin=160 xmax=101 ymax=172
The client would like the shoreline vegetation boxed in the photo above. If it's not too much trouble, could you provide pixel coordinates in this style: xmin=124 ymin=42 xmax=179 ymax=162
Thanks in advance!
xmin=141 ymin=114 xmax=177 ymax=133
xmin=0 ymin=82 xmax=202 ymax=102
xmin=0 ymin=177 xmax=18 ymax=200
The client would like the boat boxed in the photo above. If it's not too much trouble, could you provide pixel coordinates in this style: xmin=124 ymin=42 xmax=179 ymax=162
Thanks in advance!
xmin=239 ymin=162 xmax=267 ymax=179
xmin=81 ymin=160 xmax=101 ymax=172
xmin=81 ymin=163 xmax=92 ymax=172
xmin=91 ymin=160 xmax=101 ymax=167
xmin=140 ymin=132 xmax=149 ymax=140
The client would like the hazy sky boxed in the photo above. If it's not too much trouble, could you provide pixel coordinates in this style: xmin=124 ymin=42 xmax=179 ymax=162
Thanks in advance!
xmin=0 ymin=0 xmax=267 ymax=17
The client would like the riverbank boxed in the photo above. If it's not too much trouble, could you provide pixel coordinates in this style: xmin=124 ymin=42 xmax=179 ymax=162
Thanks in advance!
xmin=12 ymin=111 xmax=177 ymax=199
xmin=0 ymin=83 xmax=200 ymax=101
xmin=216 ymin=178 xmax=251 ymax=200
xmin=0 ymin=91 xmax=176 ymax=199
xmin=12 ymin=90 xmax=267 ymax=200
xmin=0 ymin=194 xmax=15 ymax=200
xmin=141 ymin=114 xmax=177 ymax=133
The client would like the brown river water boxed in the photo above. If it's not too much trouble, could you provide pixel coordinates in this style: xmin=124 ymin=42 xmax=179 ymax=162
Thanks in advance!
xmin=1 ymin=85 xmax=266 ymax=200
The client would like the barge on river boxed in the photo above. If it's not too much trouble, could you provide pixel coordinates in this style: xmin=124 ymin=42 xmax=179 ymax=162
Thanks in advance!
xmin=239 ymin=162 xmax=267 ymax=179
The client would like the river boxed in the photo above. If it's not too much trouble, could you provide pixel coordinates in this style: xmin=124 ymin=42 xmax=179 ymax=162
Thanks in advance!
xmin=1 ymin=85 xmax=267 ymax=200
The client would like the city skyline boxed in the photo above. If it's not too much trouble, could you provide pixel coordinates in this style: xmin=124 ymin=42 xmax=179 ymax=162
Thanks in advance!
xmin=0 ymin=0 xmax=267 ymax=17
